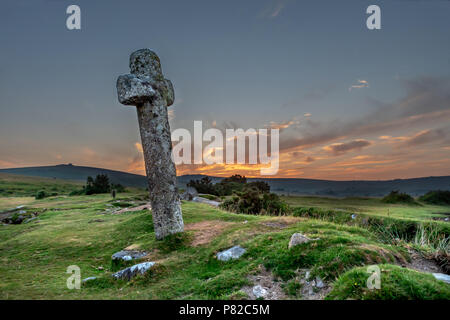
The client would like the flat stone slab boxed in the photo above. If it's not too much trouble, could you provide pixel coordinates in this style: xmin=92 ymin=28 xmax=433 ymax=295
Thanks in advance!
xmin=252 ymin=285 xmax=269 ymax=299
xmin=111 ymin=250 xmax=147 ymax=261
xmin=112 ymin=262 xmax=155 ymax=280
xmin=432 ymin=273 xmax=450 ymax=284
xmin=217 ymin=245 xmax=246 ymax=261
xmin=288 ymin=233 xmax=312 ymax=249
xmin=192 ymin=196 xmax=220 ymax=207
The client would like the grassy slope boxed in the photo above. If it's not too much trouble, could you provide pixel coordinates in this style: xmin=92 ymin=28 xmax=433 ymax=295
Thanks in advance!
xmin=1 ymin=192 xmax=448 ymax=300
xmin=282 ymin=195 xmax=450 ymax=221
xmin=0 ymin=173 xmax=83 ymax=201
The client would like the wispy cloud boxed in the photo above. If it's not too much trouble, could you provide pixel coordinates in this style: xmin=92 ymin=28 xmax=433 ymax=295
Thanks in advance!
xmin=323 ymin=139 xmax=372 ymax=156
xmin=349 ymin=79 xmax=369 ymax=92
xmin=260 ymin=0 xmax=290 ymax=19
xmin=279 ymin=76 xmax=450 ymax=152
xmin=267 ymin=119 xmax=299 ymax=130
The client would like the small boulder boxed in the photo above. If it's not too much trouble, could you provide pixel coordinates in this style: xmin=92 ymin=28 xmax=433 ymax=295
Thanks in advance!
xmin=181 ymin=187 xmax=198 ymax=201
xmin=252 ymin=285 xmax=268 ymax=299
xmin=82 ymin=277 xmax=97 ymax=283
xmin=111 ymin=250 xmax=147 ymax=262
xmin=314 ymin=276 xmax=325 ymax=288
xmin=288 ymin=233 xmax=311 ymax=249
xmin=23 ymin=217 xmax=38 ymax=224
xmin=433 ymin=273 xmax=450 ymax=284
xmin=217 ymin=245 xmax=246 ymax=261
xmin=112 ymin=262 xmax=155 ymax=280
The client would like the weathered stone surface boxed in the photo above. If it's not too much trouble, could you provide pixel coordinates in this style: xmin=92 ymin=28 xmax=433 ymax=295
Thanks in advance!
xmin=217 ymin=245 xmax=246 ymax=261
xmin=180 ymin=187 xmax=198 ymax=201
xmin=116 ymin=48 xmax=183 ymax=240
xmin=112 ymin=262 xmax=155 ymax=281
xmin=111 ymin=250 xmax=147 ymax=262
xmin=192 ymin=196 xmax=220 ymax=207
xmin=252 ymin=285 xmax=269 ymax=299
xmin=432 ymin=273 xmax=450 ymax=284
xmin=288 ymin=233 xmax=311 ymax=249
xmin=314 ymin=276 xmax=325 ymax=288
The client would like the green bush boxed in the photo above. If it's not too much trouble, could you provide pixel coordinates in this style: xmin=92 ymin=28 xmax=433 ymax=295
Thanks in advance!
xmin=419 ymin=190 xmax=450 ymax=205
xmin=220 ymin=190 xmax=290 ymax=215
xmin=35 ymin=190 xmax=47 ymax=200
xmin=381 ymin=190 xmax=416 ymax=204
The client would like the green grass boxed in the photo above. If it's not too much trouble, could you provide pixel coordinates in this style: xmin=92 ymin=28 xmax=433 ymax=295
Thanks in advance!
xmin=0 ymin=174 xmax=449 ymax=300
xmin=327 ymin=264 xmax=450 ymax=300
xmin=0 ymin=173 xmax=83 ymax=199
xmin=282 ymin=195 xmax=450 ymax=222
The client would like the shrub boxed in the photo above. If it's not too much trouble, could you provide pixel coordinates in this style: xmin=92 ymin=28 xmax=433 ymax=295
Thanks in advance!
xmin=111 ymin=183 xmax=126 ymax=193
xmin=419 ymin=190 xmax=450 ymax=205
xmin=246 ymin=181 xmax=270 ymax=193
xmin=381 ymin=190 xmax=416 ymax=204
xmin=220 ymin=190 xmax=290 ymax=215
xmin=35 ymin=190 xmax=47 ymax=200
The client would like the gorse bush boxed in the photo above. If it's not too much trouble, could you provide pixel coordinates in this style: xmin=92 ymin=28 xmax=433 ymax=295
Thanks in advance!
xmin=35 ymin=190 xmax=47 ymax=200
xmin=187 ymin=174 xmax=270 ymax=197
xmin=220 ymin=190 xmax=290 ymax=215
xmin=69 ymin=174 xmax=126 ymax=196
xmin=382 ymin=190 xmax=416 ymax=204
xmin=419 ymin=190 xmax=450 ymax=205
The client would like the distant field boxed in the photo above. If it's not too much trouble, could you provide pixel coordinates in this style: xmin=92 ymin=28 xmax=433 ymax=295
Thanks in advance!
xmin=281 ymin=195 xmax=450 ymax=222
xmin=0 ymin=173 xmax=83 ymax=199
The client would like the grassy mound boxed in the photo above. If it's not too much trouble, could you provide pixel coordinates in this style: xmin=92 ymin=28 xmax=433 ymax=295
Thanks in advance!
xmin=382 ymin=191 xmax=416 ymax=205
xmin=326 ymin=264 xmax=450 ymax=300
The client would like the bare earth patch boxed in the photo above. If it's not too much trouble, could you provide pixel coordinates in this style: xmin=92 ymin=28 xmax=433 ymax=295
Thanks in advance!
xmin=260 ymin=216 xmax=300 ymax=229
xmin=241 ymin=266 xmax=287 ymax=300
xmin=184 ymin=220 xmax=234 ymax=246
xmin=404 ymin=249 xmax=444 ymax=274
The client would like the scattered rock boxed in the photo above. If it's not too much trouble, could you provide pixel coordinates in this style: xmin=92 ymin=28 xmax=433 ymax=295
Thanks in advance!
xmin=112 ymin=250 xmax=147 ymax=262
xmin=217 ymin=245 xmax=246 ymax=261
xmin=82 ymin=277 xmax=97 ymax=283
xmin=180 ymin=187 xmax=198 ymax=201
xmin=288 ymin=233 xmax=311 ymax=249
xmin=314 ymin=276 xmax=325 ymax=288
xmin=252 ymin=285 xmax=268 ymax=299
xmin=241 ymin=266 xmax=287 ymax=300
xmin=112 ymin=262 xmax=155 ymax=280
xmin=297 ymin=269 xmax=331 ymax=300
xmin=432 ymin=273 xmax=450 ymax=284
xmin=192 ymin=196 xmax=220 ymax=207
xmin=23 ymin=217 xmax=38 ymax=224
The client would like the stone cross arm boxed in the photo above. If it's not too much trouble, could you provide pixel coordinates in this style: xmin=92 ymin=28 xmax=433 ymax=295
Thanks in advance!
xmin=116 ymin=49 xmax=174 ymax=107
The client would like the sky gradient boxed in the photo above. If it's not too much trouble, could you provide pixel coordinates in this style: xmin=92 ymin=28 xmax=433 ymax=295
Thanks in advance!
xmin=1 ymin=0 xmax=449 ymax=180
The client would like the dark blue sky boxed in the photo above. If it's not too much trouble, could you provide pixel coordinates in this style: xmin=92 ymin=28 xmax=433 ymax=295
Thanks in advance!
xmin=1 ymin=0 xmax=449 ymax=179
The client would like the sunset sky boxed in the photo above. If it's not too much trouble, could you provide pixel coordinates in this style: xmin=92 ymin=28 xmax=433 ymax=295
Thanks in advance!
xmin=1 ymin=0 xmax=449 ymax=180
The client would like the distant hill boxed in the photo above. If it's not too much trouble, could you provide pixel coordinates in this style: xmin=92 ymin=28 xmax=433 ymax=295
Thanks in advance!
xmin=0 ymin=164 xmax=148 ymax=188
xmin=1 ymin=164 xmax=449 ymax=197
